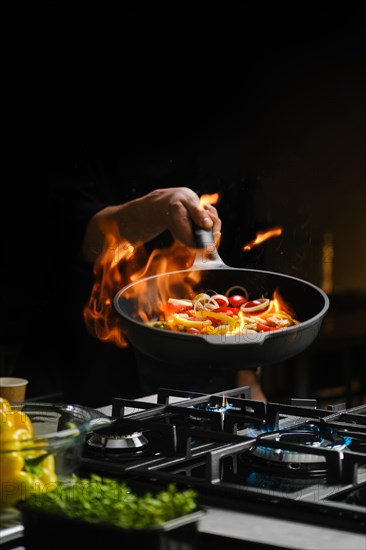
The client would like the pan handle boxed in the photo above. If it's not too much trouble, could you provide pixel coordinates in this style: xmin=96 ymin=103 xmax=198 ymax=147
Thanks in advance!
xmin=192 ymin=227 xmax=228 ymax=269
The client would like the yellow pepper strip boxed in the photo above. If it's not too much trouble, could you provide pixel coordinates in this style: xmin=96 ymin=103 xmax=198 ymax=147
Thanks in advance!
xmin=195 ymin=310 xmax=237 ymax=325
xmin=173 ymin=313 xmax=212 ymax=330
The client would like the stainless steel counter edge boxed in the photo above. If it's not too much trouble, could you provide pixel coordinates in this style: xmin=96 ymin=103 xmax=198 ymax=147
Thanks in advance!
xmin=201 ymin=506 xmax=366 ymax=550
xmin=1 ymin=508 xmax=365 ymax=550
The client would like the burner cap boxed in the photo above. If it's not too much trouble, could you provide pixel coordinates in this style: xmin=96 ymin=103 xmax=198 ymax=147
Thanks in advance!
xmin=251 ymin=429 xmax=350 ymax=466
xmin=87 ymin=431 xmax=149 ymax=451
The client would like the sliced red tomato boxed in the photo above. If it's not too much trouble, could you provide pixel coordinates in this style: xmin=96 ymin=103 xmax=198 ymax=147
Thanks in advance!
xmin=228 ymin=295 xmax=247 ymax=307
xmin=210 ymin=294 xmax=229 ymax=307
xmin=187 ymin=327 xmax=200 ymax=334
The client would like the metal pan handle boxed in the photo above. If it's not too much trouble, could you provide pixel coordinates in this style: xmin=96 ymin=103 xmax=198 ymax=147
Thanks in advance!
xmin=192 ymin=227 xmax=228 ymax=269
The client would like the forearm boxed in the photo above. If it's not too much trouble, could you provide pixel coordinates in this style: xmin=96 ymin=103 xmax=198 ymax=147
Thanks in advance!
xmin=81 ymin=194 xmax=166 ymax=263
xmin=82 ymin=188 xmax=221 ymax=264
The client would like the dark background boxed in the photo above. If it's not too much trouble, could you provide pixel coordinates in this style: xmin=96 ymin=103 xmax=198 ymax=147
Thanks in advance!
xmin=2 ymin=5 xmax=365 ymax=406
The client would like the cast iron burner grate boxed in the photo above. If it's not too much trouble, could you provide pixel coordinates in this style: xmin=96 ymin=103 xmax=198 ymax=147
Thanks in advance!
xmin=80 ymin=387 xmax=366 ymax=534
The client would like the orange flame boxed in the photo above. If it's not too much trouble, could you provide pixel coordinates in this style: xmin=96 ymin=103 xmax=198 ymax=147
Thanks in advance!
xmin=243 ymin=226 xmax=283 ymax=251
xmin=264 ymin=288 xmax=296 ymax=318
xmin=83 ymin=218 xmax=199 ymax=347
xmin=199 ymin=193 xmax=220 ymax=207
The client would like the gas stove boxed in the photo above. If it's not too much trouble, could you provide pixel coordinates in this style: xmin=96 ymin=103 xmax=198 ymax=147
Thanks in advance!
xmin=80 ymin=386 xmax=366 ymax=548
xmin=2 ymin=388 xmax=365 ymax=549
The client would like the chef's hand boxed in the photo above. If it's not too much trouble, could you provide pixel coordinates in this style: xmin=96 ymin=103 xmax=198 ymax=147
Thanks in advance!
xmin=137 ymin=187 xmax=221 ymax=247
xmin=82 ymin=187 xmax=222 ymax=263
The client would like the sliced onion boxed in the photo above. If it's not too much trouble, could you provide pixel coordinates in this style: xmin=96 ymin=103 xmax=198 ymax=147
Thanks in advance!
xmin=204 ymin=289 xmax=219 ymax=296
xmin=193 ymin=293 xmax=211 ymax=302
xmin=240 ymin=298 xmax=270 ymax=313
xmin=194 ymin=297 xmax=218 ymax=312
xmin=206 ymin=297 xmax=220 ymax=309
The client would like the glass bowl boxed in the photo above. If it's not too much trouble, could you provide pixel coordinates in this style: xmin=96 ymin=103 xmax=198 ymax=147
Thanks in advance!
xmin=0 ymin=401 xmax=112 ymax=509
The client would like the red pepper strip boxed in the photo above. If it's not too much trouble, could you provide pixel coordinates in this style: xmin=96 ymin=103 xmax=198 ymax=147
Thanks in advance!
xmin=206 ymin=316 xmax=222 ymax=326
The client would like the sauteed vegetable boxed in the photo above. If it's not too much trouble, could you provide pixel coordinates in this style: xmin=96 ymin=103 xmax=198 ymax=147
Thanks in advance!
xmin=151 ymin=286 xmax=299 ymax=335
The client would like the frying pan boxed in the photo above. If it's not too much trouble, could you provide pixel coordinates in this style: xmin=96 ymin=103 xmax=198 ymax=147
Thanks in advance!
xmin=114 ymin=229 xmax=329 ymax=370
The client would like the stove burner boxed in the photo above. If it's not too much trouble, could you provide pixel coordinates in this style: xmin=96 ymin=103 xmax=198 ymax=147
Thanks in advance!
xmin=87 ymin=430 xmax=149 ymax=452
xmin=199 ymin=398 xmax=232 ymax=413
xmin=247 ymin=425 xmax=352 ymax=474
xmin=188 ymin=397 xmax=233 ymax=423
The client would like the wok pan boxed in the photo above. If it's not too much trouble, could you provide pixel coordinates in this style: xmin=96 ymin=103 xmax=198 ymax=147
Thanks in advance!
xmin=114 ymin=229 xmax=329 ymax=370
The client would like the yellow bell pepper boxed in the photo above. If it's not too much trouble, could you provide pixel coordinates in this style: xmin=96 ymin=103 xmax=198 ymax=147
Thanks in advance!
xmin=39 ymin=455 xmax=58 ymax=489
xmin=0 ymin=470 xmax=45 ymax=508
xmin=0 ymin=397 xmax=12 ymax=415
xmin=0 ymin=407 xmax=15 ymax=436
xmin=0 ymin=399 xmax=33 ymax=433
xmin=0 ymin=400 xmax=58 ymax=508
xmin=11 ymin=409 xmax=34 ymax=436
xmin=0 ymin=428 xmax=32 ymax=452
xmin=0 ymin=452 xmax=24 ymax=476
